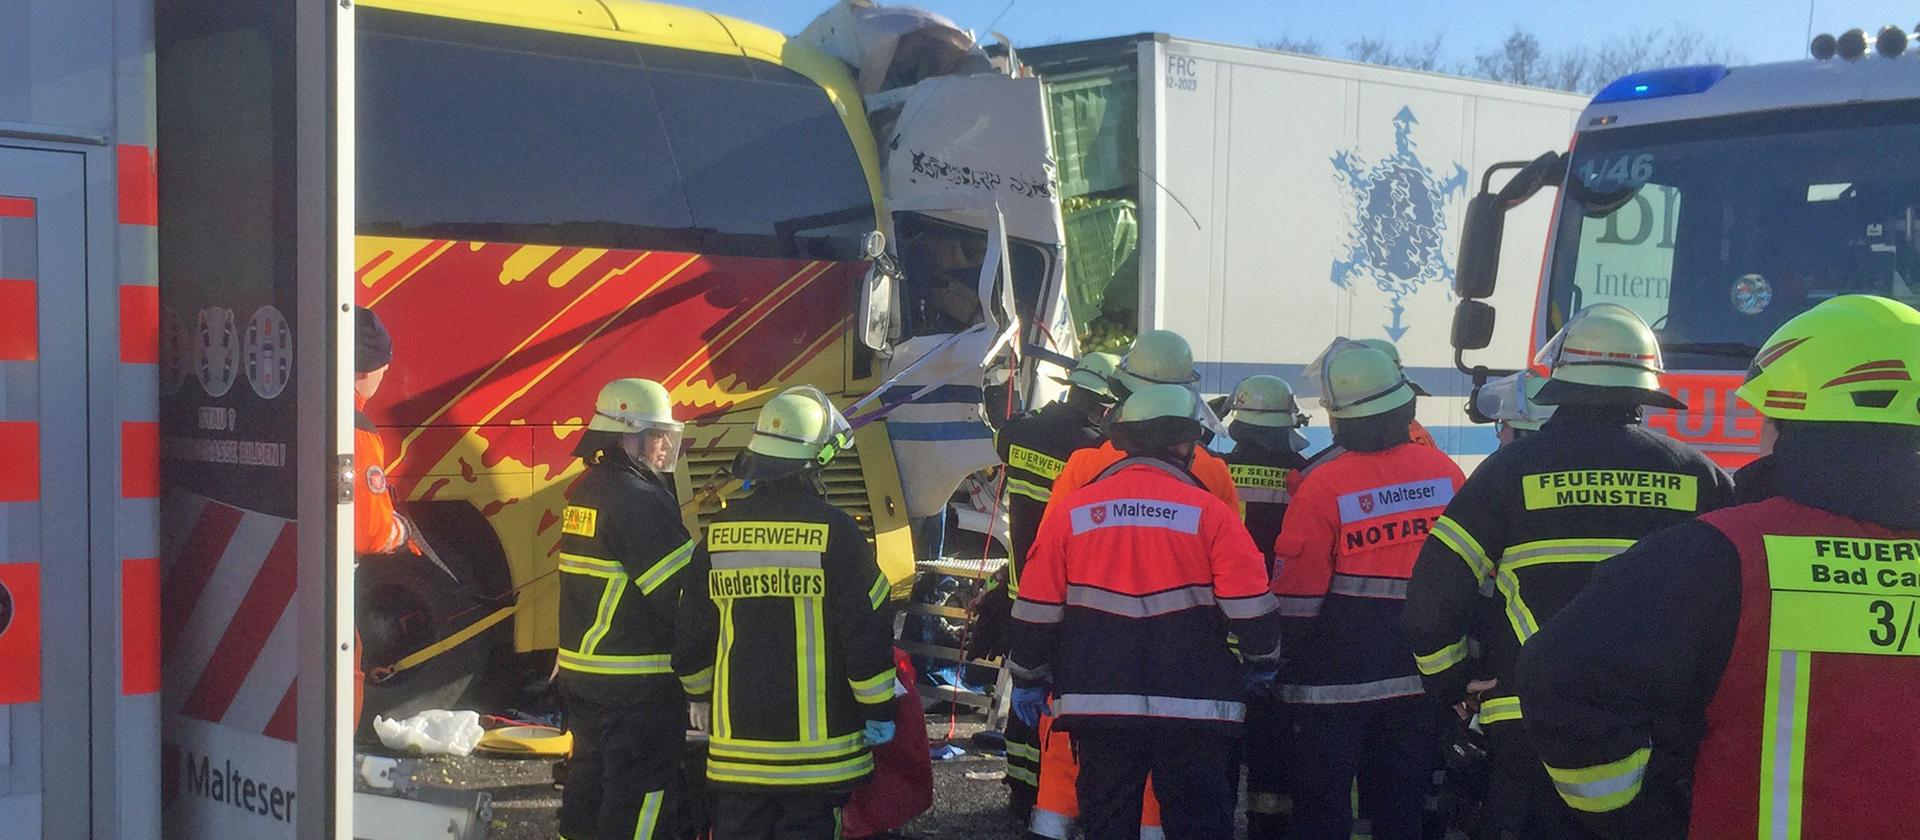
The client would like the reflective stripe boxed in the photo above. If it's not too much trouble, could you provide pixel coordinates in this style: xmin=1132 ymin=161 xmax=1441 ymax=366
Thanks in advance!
xmin=1067 ymin=584 xmax=1213 ymax=618
xmin=1053 ymin=692 xmax=1246 ymax=722
xmin=1328 ymin=574 xmax=1408 ymax=599
xmin=1008 ymin=477 xmax=1052 ymax=503
xmin=1012 ymin=599 xmax=1065 ymax=623
xmin=1006 ymin=764 xmax=1038 ymax=785
xmin=1431 ymin=516 xmax=1493 ymax=580
xmin=635 ymin=539 xmax=695 ymax=594
xmin=849 ymin=668 xmax=897 ymax=705
xmin=797 ymin=599 xmax=825 ymax=741
xmin=1219 ymin=592 xmax=1280 ymax=620
xmin=1414 ymin=636 xmax=1470 ymax=675
xmin=1547 ymin=746 xmax=1651 ymax=814
xmin=633 ymin=790 xmax=664 ymax=840
xmin=867 ymin=573 xmax=890 ymax=609
xmin=1495 ymin=539 xmax=1634 ymax=642
xmin=706 ymin=752 xmax=874 ymax=786
xmin=577 ymin=564 xmax=629 ymax=656
xmin=1479 ymin=695 xmax=1522 ymax=724
xmin=556 ymin=649 xmax=673 ymax=675
xmin=711 ymin=549 xmax=822 ymax=570
xmin=1758 ymin=649 xmax=1810 ymax=840
xmin=1141 ymin=826 xmax=1166 ymax=840
xmin=1279 ymin=675 xmax=1424 ymax=704
xmin=1005 ymin=741 xmax=1040 ymax=762
xmin=1275 ymin=595 xmax=1324 ymax=617
xmin=1238 ymin=486 xmax=1291 ymax=505
xmin=559 ymin=553 xmax=625 ymax=575
xmin=707 ymin=733 xmax=865 ymax=760
xmin=715 ymin=599 xmax=734 ymax=738
xmin=680 ymin=665 xmax=714 ymax=695
xmin=1029 ymin=807 xmax=1074 ymax=839
xmin=1501 ymin=538 xmax=1635 ymax=570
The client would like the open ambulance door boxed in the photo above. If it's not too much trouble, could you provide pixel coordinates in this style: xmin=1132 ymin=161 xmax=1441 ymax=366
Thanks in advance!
xmin=155 ymin=0 xmax=354 ymax=837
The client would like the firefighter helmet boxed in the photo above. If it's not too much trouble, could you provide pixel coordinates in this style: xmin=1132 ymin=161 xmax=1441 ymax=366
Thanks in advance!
xmin=1737 ymin=294 xmax=1920 ymax=427
xmin=1052 ymin=351 xmax=1122 ymax=399
xmin=1112 ymin=330 xmax=1200 ymax=397
xmin=1306 ymin=340 xmax=1415 ymax=419
xmin=736 ymin=386 xmax=855 ymax=481
xmin=1354 ymin=338 xmax=1430 ymax=396
xmin=585 ymin=378 xmax=684 ymax=469
xmin=1228 ymin=375 xmax=1304 ymax=429
xmin=1534 ymin=304 xmax=1667 ymax=390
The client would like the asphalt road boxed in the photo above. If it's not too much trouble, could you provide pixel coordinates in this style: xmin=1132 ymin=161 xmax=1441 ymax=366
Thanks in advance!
xmin=394 ymin=714 xmax=1025 ymax=840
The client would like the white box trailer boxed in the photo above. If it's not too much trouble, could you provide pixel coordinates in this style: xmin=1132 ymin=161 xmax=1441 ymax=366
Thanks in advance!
xmin=1022 ymin=36 xmax=1588 ymax=468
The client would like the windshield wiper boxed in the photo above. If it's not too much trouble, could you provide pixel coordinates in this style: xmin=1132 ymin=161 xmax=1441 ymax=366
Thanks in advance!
xmin=1661 ymin=342 xmax=1761 ymax=359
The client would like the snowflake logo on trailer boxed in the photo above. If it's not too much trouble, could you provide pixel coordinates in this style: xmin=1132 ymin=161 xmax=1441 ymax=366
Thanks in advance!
xmin=1330 ymin=106 xmax=1470 ymax=343
xmin=244 ymin=305 xmax=293 ymax=400
xmin=196 ymin=306 xmax=239 ymax=398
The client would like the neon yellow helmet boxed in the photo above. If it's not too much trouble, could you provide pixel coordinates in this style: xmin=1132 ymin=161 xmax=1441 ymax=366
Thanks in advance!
xmin=1475 ymin=370 xmax=1554 ymax=432
xmin=583 ymin=378 xmax=684 ymax=467
xmin=1113 ymin=330 xmax=1200 ymax=396
xmin=1535 ymin=303 xmax=1666 ymax=391
xmin=1307 ymin=341 xmax=1415 ymax=419
xmin=1738 ymin=294 xmax=1920 ymax=426
xmin=1228 ymin=375 xmax=1303 ymax=429
xmin=1052 ymin=351 xmax=1121 ymax=399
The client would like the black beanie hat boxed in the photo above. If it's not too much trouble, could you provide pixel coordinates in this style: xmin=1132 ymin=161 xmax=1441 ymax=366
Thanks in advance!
xmin=356 ymin=306 xmax=393 ymax=373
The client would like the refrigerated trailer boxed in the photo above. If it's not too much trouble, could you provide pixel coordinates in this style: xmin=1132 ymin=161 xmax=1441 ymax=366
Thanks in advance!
xmin=1021 ymin=35 xmax=1588 ymax=468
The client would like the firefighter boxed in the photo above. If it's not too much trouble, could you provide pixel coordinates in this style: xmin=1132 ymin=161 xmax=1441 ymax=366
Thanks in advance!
xmin=987 ymin=351 xmax=1117 ymax=815
xmin=1026 ymin=331 xmax=1235 ymax=839
xmin=1271 ymin=342 xmax=1465 ymax=840
xmin=555 ymin=377 xmax=694 ymax=840
xmin=1517 ymin=294 xmax=1920 ymax=839
xmin=1402 ymin=304 xmax=1734 ymax=840
xmin=352 ymin=305 xmax=410 ymax=727
xmin=1474 ymin=371 xmax=1554 ymax=447
xmin=1220 ymin=374 xmax=1308 ymax=840
xmin=1355 ymin=338 xmax=1437 ymax=449
xmin=1051 ymin=330 xmax=1240 ymax=507
xmin=1009 ymin=383 xmax=1282 ymax=840
xmin=673 ymin=386 xmax=898 ymax=840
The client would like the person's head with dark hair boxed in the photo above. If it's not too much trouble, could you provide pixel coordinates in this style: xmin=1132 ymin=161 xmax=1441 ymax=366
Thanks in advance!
xmin=1109 ymin=384 xmax=1206 ymax=465
xmin=355 ymin=305 xmax=393 ymax=405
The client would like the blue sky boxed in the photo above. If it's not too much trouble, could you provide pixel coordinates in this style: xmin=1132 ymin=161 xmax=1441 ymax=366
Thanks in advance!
xmin=696 ymin=1 xmax=1920 ymax=65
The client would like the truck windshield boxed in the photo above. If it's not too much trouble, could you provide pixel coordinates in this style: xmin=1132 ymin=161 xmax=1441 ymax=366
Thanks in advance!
xmin=1544 ymin=101 xmax=1920 ymax=371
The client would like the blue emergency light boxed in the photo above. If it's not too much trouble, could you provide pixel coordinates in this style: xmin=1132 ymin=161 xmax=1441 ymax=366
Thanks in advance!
xmin=1591 ymin=64 xmax=1730 ymax=104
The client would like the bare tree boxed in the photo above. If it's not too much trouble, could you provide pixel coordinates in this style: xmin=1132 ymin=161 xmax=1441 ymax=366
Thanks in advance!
xmin=1344 ymin=32 xmax=1448 ymax=72
xmin=1257 ymin=35 xmax=1324 ymax=56
xmin=1266 ymin=24 xmax=1743 ymax=93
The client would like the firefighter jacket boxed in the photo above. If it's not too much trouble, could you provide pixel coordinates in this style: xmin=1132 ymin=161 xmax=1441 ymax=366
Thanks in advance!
xmin=354 ymin=401 xmax=404 ymax=556
xmin=1222 ymin=443 xmax=1307 ymax=573
xmin=1403 ymin=406 xmax=1734 ymax=722
xmin=1517 ymin=431 xmax=1920 ymax=839
xmin=1008 ymin=457 xmax=1280 ymax=731
xmin=1272 ymin=443 xmax=1464 ymax=705
xmin=997 ymin=401 xmax=1106 ymax=593
xmin=1050 ymin=441 xmax=1240 ymax=512
xmin=556 ymin=454 xmax=694 ymax=684
xmin=672 ymin=483 xmax=898 ymax=793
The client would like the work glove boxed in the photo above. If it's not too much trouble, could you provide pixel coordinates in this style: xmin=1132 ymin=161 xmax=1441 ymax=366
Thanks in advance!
xmin=861 ymin=719 xmax=896 ymax=747
xmin=1012 ymin=686 xmax=1052 ymax=728
xmin=688 ymin=701 xmax=711 ymax=733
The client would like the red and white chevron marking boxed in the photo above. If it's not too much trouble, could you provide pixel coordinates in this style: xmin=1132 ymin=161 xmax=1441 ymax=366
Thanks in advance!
xmin=161 ymin=491 xmax=299 ymax=742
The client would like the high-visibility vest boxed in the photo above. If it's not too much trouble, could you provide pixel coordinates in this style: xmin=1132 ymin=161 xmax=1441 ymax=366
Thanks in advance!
xmin=1688 ymin=497 xmax=1920 ymax=837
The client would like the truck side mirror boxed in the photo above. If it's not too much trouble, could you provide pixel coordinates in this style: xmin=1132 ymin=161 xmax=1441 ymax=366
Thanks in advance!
xmin=858 ymin=231 xmax=899 ymax=351
xmin=1455 ymin=193 xmax=1505 ymax=300
xmin=1451 ymin=299 xmax=1497 ymax=351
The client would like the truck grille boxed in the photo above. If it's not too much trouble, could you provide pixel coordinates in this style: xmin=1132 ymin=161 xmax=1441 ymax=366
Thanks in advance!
xmin=681 ymin=446 xmax=877 ymax=541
